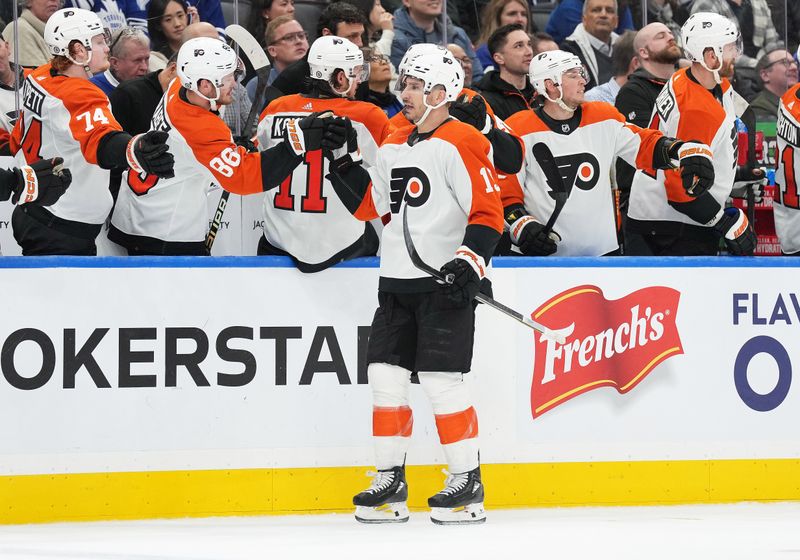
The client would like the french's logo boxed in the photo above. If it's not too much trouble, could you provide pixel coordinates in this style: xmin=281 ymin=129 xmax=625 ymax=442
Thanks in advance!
xmin=530 ymin=285 xmax=683 ymax=418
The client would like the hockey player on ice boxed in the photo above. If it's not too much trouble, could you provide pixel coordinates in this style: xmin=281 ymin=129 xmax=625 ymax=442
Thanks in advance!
xmin=388 ymin=43 xmax=525 ymax=177
xmin=500 ymin=49 xmax=718 ymax=256
xmin=326 ymin=50 xmax=504 ymax=525
xmin=626 ymin=12 xmax=759 ymax=256
xmin=255 ymin=36 xmax=391 ymax=272
xmin=110 ymin=36 xmax=349 ymax=255
xmin=10 ymin=7 xmax=174 ymax=255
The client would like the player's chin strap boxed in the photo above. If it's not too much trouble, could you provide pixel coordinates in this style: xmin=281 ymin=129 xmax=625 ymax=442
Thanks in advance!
xmin=416 ymin=93 xmax=448 ymax=127
xmin=697 ymin=53 xmax=723 ymax=85
xmin=196 ymin=84 xmax=222 ymax=111
xmin=65 ymin=49 xmax=95 ymax=78
xmin=542 ymin=84 xmax=577 ymax=113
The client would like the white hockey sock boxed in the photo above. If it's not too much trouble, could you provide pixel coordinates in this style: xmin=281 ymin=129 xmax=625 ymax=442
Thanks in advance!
xmin=369 ymin=363 xmax=413 ymax=470
xmin=418 ymin=371 xmax=480 ymax=474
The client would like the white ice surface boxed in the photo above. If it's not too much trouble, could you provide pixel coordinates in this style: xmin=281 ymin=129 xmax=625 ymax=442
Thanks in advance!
xmin=1 ymin=503 xmax=799 ymax=560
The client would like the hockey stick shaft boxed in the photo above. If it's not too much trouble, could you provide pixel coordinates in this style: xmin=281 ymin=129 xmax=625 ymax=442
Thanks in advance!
xmin=206 ymin=25 xmax=271 ymax=251
xmin=402 ymin=206 xmax=565 ymax=343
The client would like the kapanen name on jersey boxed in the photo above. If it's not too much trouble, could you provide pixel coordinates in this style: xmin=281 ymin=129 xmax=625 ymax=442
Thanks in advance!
xmin=530 ymin=285 xmax=683 ymax=418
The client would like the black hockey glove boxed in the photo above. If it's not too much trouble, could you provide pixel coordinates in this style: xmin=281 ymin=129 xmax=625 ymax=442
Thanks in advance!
xmin=508 ymin=215 xmax=560 ymax=256
xmin=449 ymin=94 xmax=491 ymax=134
xmin=284 ymin=111 xmax=349 ymax=155
xmin=327 ymin=118 xmax=362 ymax=174
xmin=714 ymin=207 xmax=757 ymax=255
xmin=233 ymin=134 xmax=257 ymax=152
xmin=439 ymin=246 xmax=485 ymax=305
xmin=668 ymin=140 xmax=714 ymax=197
xmin=11 ymin=157 xmax=72 ymax=206
xmin=730 ymin=165 xmax=767 ymax=203
xmin=127 ymin=130 xmax=175 ymax=178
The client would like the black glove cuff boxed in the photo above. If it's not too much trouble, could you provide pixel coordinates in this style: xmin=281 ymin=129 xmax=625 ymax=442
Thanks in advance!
xmin=504 ymin=203 xmax=528 ymax=226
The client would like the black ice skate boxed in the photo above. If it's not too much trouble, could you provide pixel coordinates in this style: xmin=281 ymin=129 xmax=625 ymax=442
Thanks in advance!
xmin=428 ymin=467 xmax=486 ymax=525
xmin=353 ymin=466 xmax=409 ymax=523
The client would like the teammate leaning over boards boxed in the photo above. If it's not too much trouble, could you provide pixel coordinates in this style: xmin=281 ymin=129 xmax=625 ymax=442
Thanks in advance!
xmin=499 ymin=49 xmax=717 ymax=256
xmin=255 ymin=36 xmax=390 ymax=272
xmin=626 ymin=13 xmax=758 ymax=256
xmin=109 ymin=37 xmax=349 ymax=255
xmin=327 ymin=52 xmax=504 ymax=525
xmin=389 ymin=43 xmax=524 ymax=177
xmin=9 ymin=8 xmax=174 ymax=256
xmin=774 ymin=82 xmax=800 ymax=255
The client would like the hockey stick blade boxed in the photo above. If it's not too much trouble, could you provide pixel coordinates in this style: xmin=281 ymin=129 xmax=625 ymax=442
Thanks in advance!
xmin=402 ymin=205 xmax=565 ymax=343
xmin=532 ymin=142 xmax=569 ymax=236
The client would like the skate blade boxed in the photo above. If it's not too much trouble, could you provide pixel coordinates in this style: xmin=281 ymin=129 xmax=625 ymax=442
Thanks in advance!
xmin=430 ymin=502 xmax=486 ymax=525
xmin=354 ymin=502 xmax=410 ymax=524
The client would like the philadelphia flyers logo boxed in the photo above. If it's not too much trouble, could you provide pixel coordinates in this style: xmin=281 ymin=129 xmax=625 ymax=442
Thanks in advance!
xmin=389 ymin=167 xmax=430 ymax=213
xmin=550 ymin=152 xmax=601 ymax=192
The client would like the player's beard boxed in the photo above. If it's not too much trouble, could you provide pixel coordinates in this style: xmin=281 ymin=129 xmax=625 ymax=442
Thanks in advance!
xmin=647 ymin=44 xmax=682 ymax=65
xmin=718 ymin=58 xmax=735 ymax=79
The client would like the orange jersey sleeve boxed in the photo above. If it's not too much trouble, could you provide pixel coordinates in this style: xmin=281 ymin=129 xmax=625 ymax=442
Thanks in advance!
xmin=60 ymin=80 xmax=123 ymax=164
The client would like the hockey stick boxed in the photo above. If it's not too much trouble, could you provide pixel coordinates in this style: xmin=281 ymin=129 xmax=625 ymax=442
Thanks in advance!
xmin=402 ymin=205 xmax=565 ymax=343
xmin=532 ymin=142 xmax=569 ymax=236
xmin=732 ymin=90 xmax=758 ymax=225
xmin=205 ymin=24 xmax=272 ymax=251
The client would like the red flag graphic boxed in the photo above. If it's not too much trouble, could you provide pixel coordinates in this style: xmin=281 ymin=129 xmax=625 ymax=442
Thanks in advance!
xmin=530 ymin=285 xmax=683 ymax=418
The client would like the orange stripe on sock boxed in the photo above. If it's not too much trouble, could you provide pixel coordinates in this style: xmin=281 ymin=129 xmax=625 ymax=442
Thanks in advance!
xmin=435 ymin=406 xmax=478 ymax=445
xmin=372 ymin=406 xmax=413 ymax=437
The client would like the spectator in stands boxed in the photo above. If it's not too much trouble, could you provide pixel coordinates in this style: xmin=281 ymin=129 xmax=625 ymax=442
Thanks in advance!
xmin=561 ymin=0 xmax=620 ymax=90
xmin=448 ymin=43 xmax=474 ymax=86
xmin=109 ymin=54 xmax=179 ymax=135
xmin=64 ymin=0 xmax=147 ymax=34
xmin=356 ymin=46 xmax=403 ymax=117
xmin=347 ymin=0 xmax=395 ymax=56
xmin=475 ymin=0 xmax=532 ymax=72
xmin=90 ymin=28 xmax=150 ymax=96
xmin=585 ymin=30 xmax=636 ymax=103
xmin=246 ymin=0 xmax=295 ymax=48
xmin=390 ymin=0 xmax=484 ymax=80
xmin=532 ymin=31 xmax=559 ymax=55
xmin=2 ymin=0 xmax=59 ymax=67
xmin=645 ymin=0 xmax=690 ymax=42
xmin=690 ymin=0 xmax=782 ymax=69
xmin=268 ymin=2 xmax=367 ymax=98
xmin=546 ymin=0 xmax=634 ymax=45
xmin=186 ymin=0 xmax=226 ymax=36
xmin=148 ymin=0 xmax=197 ymax=62
xmin=246 ymin=15 xmax=308 ymax=102
xmin=751 ymin=49 xmax=799 ymax=121
xmin=767 ymin=0 xmax=800 ymax=54
xmin=614 ymin=22 xmax=681 ymax=220
xmin=477 ymin=24 xmax=534 ymax=120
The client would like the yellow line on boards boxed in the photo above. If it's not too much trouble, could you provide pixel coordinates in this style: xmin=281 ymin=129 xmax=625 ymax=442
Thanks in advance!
xmin=1 ymin=459 xmax=799 ymax=524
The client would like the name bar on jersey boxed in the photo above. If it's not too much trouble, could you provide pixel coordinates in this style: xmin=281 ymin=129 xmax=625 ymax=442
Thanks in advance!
xmin=22 ymin=80 xmax=45 ymax=117
xmin=777 ymin=108 xmax=799 ymax=146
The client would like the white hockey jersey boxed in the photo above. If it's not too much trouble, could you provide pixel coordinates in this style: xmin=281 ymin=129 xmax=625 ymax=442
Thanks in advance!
xmin=627 ymin=68 xmax=738 ymax=227
xmin=111 ymin=78 xmax=268 ymax=244
xmin=354 ymin=119 xmax=503 ymax=291
xmin=0 ymin=67 xmax=26 ymax=133
xmin=774 ymin=83 xmax=800 ymax=254
xmin=11 ymin=63 xmax=122 ymax=224
xmin=501 ymin=102 xmax=664 ymax=256
xmin=256 ymin=95 xmax=391 ymax=268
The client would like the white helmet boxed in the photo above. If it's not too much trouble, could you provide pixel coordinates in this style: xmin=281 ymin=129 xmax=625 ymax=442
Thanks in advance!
xmin=682 ymin=12 xmax=741 ymax=83
xmin=178 ymin=37 xmax=242 ymax=111
xmin=308 ymin=36 xmax=369 ymax=95
xmin=401 ymin=51 xmax=463 ymax=126
xmin=528 ymin=50 xmax=585 ymax=113
xmin=397 ymin=43 xmax=450 ymax=74
xmin=44 ymin=8 xmax=108 ymax=65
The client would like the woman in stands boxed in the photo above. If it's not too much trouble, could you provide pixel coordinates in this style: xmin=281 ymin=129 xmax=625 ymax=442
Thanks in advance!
xmin=246 ymin=0 xmax=295 ymax=48
xmin=147 ymin=0 xmax=197 ymax=62
xmin=347 ymin=0 xmax=394 ymax=57
xmin=475 ymin=0 xmax=533 ymax=71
